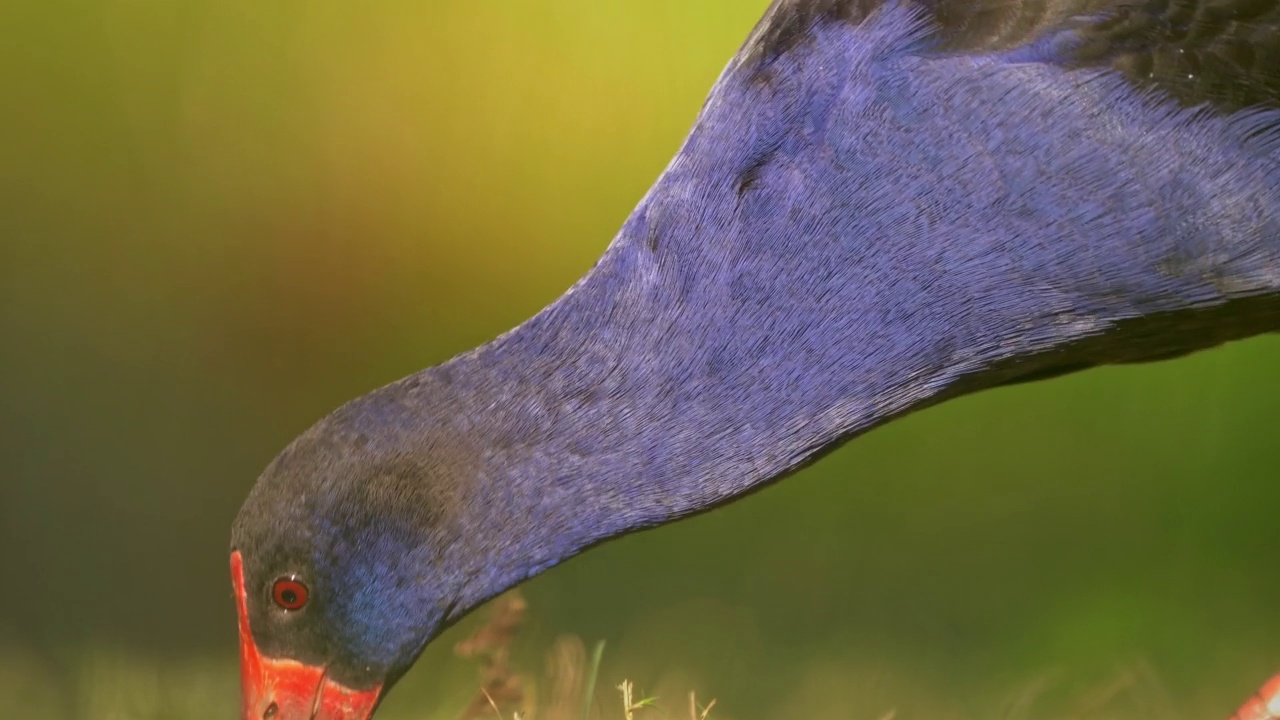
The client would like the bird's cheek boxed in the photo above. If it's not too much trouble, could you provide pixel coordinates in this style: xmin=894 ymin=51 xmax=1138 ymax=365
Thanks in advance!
xmin=232 ymin=552 xmax=383 ymax=719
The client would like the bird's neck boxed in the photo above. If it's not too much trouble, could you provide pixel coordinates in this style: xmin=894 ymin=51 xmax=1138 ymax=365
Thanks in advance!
xmin=414 ymin=229 xmax=888 ymax=591
xmin=381 ymin=207 xmax=998 ymax=609
xmin=356 ymin=12 xmax=1280 ymax=610
xmin=402 ymin=191 xmax=1279 ymax=616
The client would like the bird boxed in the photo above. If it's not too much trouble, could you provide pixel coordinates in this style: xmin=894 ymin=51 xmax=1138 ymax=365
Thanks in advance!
xmin=230 ymin=1 xmax=1280 ymax=719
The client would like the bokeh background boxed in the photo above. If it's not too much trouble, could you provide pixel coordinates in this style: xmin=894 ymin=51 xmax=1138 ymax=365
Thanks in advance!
xmin=2 ymin=1 xmax=1278 ymax=718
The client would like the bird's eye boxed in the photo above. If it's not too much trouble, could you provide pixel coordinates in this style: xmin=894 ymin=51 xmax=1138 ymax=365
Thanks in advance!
xmin=271 ymin=577 xmax=309 ymax=611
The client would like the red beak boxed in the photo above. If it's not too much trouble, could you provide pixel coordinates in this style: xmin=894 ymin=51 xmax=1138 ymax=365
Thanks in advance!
xmin=1232 ymin=673 xmax=1280 ymax=720
xmin=231 ymin=552 xmax=384 ymax=720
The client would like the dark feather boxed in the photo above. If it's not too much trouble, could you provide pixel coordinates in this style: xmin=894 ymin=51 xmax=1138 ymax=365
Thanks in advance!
xmin=744 ymin=0 xmax=1280 ymax=110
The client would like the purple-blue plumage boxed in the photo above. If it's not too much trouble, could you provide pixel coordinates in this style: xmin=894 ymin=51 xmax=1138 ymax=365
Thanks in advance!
xmin=230 ymin=2 xmax=1280 ymax=718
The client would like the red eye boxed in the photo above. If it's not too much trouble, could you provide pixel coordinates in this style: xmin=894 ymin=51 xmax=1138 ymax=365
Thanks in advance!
xmin=272 ymin=577 xmax=309 ymax=611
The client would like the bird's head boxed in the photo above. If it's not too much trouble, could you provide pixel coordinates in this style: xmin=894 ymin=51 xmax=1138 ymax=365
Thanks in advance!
xmin=229 ymin=387 xmax=489 ymax=720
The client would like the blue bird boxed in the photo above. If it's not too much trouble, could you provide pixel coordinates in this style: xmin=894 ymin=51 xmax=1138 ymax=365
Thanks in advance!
xmin=230 ymin=1 xmax=1280 ymax=718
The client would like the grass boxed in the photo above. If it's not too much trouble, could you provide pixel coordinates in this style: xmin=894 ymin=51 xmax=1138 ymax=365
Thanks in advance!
xmin=0 ymin=592 xmax=1252 ymax=720
xmin=450 ymin=591 xmax=714 ymax=720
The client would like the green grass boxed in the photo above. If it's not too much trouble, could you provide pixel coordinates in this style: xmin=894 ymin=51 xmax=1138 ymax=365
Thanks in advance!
xmin=0 ymin=645 xmax=1211 ymax=720
xmin=1 ymin=592 xmax=1245 ymax=720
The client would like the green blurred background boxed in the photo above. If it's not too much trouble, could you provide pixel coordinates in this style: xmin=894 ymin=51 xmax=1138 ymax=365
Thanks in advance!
xmin=2 ymin=1 xmax=1277 ymax=718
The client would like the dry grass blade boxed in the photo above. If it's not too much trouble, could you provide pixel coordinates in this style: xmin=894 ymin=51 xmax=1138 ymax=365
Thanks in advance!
xmin=689 ymin=691 xmax=716 ymax=720
xmin=481 ymin=688 xmax=503 ymax=718
xmin=543 ymin=635 xmax=585 ymax=720
xmin=455 ymin=591 xmax=529 ymax=720
xmin=618 ymin=680 xmax=656 ymax=720
xmin=619 ymin=680 xmax=635 ymax=720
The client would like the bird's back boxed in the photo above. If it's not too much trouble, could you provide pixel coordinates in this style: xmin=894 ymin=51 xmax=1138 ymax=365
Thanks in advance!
xmin=744 ymin=0 xmax=1280 ymax=111
xmin=600 ymin=0 xmax=1280 ymax=436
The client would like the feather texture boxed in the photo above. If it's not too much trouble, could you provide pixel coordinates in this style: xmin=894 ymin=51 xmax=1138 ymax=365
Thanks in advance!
xmin=744 ymin=0 xmax=1280 ymax=110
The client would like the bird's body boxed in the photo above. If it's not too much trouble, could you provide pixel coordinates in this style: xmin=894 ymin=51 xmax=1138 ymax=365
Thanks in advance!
xmin=231 ymin=2 xmax=1280 ymax=719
